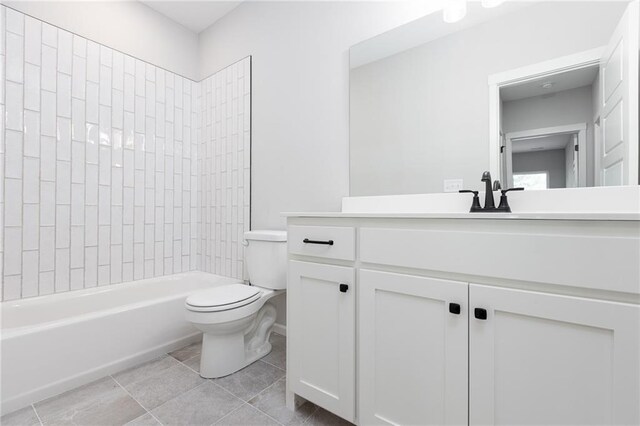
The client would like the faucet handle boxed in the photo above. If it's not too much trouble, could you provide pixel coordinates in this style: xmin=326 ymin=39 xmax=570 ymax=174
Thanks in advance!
xmin=500 ymin=187 xmax=524 ymax=195
xmin=459 ymin=190 xmax=482 ymax=212
xmin=497 ymin=187 xmax=524 ymax=212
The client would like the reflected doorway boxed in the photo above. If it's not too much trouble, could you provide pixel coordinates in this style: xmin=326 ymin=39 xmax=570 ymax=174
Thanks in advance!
xmin=504 ymin=124 xmax=586 ymax=189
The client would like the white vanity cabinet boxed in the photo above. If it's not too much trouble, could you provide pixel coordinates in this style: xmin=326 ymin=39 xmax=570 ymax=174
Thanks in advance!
xmin=287 ymin=261 xmax=356 ymax=422
xmin=469 ymin=284 xmax=640 ymax=426
xmin=286 ymin=216 xmax=640 ymax=425
xmin=358 ymin=270 xmax=468 ymax=425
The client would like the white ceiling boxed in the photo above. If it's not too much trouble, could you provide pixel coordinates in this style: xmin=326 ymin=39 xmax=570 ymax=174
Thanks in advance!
xmin=512 ymin=134 xmax=573 ymax=154
xmin=141 ymin=1 xmax=242 ymax=33
xmin=501 ymin=66 xmax=599 ymax=102
xmin=350 ymin=1 xmax=534 ymax=69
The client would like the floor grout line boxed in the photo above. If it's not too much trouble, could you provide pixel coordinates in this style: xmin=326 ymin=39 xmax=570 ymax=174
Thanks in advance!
xmin=7 ymin=339 xmax=289 ymax=426
xmin=244 ymin=376 xmax=318 ymax=426
xmin=151 ymin=378 xmax=211 ymax=413
xmin=110 ymin=373 xmax=164 ymax=425
xmin=259 ymin=356 xmax=285 ymax=371
xmin=30 ymin=403 xmax=44 ymax=426
xmin=178 ymin=354 xmax=201 ymax=375
xmin=214 ymin=401 xmax=286 ymax=426
xmin=210 ymin=402 xmax=248 ymax=426
xmin=175 ymin=348 xmax=289 ymax=425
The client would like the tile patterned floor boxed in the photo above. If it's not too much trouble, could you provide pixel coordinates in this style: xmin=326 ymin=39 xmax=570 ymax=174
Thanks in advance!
xmin=1 ymin=333 xmax=353 ymax=426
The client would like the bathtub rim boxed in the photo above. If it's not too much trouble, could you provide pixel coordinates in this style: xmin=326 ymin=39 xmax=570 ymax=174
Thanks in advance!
xmin=1 ymin=272 xmax=243 ymax=338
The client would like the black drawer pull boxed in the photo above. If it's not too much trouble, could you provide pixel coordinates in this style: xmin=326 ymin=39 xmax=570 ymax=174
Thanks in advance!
xmin=339 ymin=283 xmax=349 ymax=293
xmin=303 ymin=238 xmax=334 ymax=246
xmin=449 ymin=303 xmax=461 ymax=315
xmin=474 ymin=308 xmax=487 ymax=320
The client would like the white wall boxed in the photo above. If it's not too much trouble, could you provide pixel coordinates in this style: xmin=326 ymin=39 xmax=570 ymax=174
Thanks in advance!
xmin=503 ymin=86 xmax=596 ymax=186
xmin=198 ymin=1 xmax=441 ymax=230
xmin=1 ymin=1 xmax=200 ymax=80
xmin=198 ymin=1 xmax=441 ymax=325
xmin=349 ymin=2 xmax=625 ymax=196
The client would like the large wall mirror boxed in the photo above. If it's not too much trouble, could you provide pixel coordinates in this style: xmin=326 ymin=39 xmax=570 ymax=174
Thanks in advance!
xmin=349 ymin=1 xmax=639 ymax=196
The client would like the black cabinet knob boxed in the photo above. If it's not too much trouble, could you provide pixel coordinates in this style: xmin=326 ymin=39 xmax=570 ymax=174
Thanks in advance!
xmin=339 ymin=283 xmax=349 ymax=293
xmin=449 ymin=303 xmax=461 ymax=315
xmin=474 ymin=308 xmax=487 ymax=320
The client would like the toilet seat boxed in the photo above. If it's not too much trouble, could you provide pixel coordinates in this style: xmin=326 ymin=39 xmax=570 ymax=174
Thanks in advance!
xmin=186 ymin=284 xmax=262 ymax=312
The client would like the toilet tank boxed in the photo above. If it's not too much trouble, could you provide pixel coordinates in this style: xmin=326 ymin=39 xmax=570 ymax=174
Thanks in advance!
xmin=244 ymin=230 xmax=287 ymax=290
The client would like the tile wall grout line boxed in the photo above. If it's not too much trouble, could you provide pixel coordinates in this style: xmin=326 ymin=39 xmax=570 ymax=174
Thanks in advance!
xmin=52 ymin=23 xmax=59 ymax=295
xmin=4 ymin=8 xmax=251 ymax=300
xmin=65 ymin=31 xmax=72 ymax=293
xmin=32 ymin=18 xmax=42 ymax=297
xmin=79 ymin=34 xmax=87 ymax=290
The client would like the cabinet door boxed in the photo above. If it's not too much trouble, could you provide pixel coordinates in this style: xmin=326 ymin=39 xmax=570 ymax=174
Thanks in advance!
xmin=288 ymin=261 xmax=356 ymax=422
xmin=470 ymin=284 xmax=640 ymax=425
xmin=359 ymin=270 xmax=468 ymax=425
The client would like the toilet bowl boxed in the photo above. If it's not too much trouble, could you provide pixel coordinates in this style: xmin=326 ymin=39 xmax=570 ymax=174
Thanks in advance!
xmin=185 ymin=230 xmax=287 ymax=378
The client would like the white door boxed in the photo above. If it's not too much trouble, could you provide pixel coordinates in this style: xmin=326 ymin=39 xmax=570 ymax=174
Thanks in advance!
xmin=503 ymin=133 xmax=514 ymax=188
xmin=598 ymin=0 xmax=639 ymax=185
xmin=469 ymin=284 xmax=640 ymax=425
xmin=571 ymin=134 xmax=579 ymax=187
xmin=359 ymin=270 xmax=468 ymax=425
xmin=287 ymin=261 xmax=355 ymax=422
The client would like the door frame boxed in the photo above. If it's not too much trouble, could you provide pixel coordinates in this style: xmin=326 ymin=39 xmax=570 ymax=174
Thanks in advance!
xmin=504 ymin=123 xmax=587 ymax=188
xmin=488 ymin=47 xmax=603 ymax=184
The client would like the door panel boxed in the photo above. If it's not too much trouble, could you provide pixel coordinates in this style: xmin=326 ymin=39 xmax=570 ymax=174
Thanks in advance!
xmin=598 ymin=0 xmax=639 ymax=185
xmin=470 ymin=284 xmax=640 ymax=425
xmin=288 ymin=261 xmax=355 ymax=422
xmin=359 ymin=270 xmax=468 ymax=425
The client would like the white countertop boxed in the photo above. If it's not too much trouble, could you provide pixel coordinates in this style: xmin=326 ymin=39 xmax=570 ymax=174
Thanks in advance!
xmin=282 ymin=212 xmax=640 ymax=221
xmin=283 ymin=187 xmax=640 ymax=221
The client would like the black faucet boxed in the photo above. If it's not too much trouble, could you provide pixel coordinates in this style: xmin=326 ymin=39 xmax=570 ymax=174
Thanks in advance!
xmin=481 ymin=171 xmax=495 ymax=210
xmin=460 ymin=171 xmax=524 ymax=213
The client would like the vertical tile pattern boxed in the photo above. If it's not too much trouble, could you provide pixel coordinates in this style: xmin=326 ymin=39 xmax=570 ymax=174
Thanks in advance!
xmin=1 ymin=6 xmax=222 ymax=301
xmin=0 ymin=6 xmax=6 ymax=299
xmin=199 ymin=58 xmax=251 ymax=280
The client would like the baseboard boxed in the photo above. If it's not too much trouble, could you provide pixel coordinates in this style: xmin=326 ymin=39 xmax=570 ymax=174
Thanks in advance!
xmin=272 ymin=322 xmax=287 ymax=336
xmin=1 ymin=333 xmax=201 ymax=416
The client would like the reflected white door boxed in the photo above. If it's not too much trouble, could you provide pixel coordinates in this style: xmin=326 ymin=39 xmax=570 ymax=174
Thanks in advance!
xmin=503 ymin=133 xmax=514 ymax=188
xmin=598 ymin=0 xmax=639 ymax=185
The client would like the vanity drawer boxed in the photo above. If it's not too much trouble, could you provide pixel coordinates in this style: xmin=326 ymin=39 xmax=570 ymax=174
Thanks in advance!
xmin=359 ymin=227 xmax=640 ymax=294
xmin=288 ymin=225 xmax=356 ymax=261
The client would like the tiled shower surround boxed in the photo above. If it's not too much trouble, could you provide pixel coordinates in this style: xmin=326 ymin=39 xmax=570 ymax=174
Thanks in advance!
xmin=199 ymin=63 xmax=251 ymax=278
xmin=0 ymin=6 xmax=251 ymax=300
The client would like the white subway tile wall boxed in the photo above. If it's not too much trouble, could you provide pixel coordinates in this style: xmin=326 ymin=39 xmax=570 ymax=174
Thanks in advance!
xmin=1 ymin=7 xmax=251 ymax=300
xmin=199 ymin=58 xmax=251 ymax=279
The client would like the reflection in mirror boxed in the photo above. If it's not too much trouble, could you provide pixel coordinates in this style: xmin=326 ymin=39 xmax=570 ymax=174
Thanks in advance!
xmin=349 ymin=1 xmax=638 ymax=196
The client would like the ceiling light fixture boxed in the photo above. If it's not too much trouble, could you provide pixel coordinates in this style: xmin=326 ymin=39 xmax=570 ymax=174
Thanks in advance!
xmin=481 ymin=0 xmax=505 ymax=8
xmin=443 ymin=0 xmax=467 ymax=23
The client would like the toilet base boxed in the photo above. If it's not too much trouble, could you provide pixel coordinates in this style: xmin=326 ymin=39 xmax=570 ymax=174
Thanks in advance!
xmin=198 ymin=302 xmax=277 ymax=378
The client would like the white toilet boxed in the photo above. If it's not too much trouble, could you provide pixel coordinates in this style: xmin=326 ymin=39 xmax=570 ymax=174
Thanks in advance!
xmin=185 ymin=230 xmax=287 ymax=378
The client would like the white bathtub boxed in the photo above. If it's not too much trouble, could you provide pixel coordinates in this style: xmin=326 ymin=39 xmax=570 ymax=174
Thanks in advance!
xmin=0 ymin=271 xmax=241 ymax=415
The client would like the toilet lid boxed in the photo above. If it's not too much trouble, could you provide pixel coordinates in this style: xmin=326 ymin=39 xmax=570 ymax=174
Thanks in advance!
xmin=186 ymin=284 xmax=261 ymax=312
